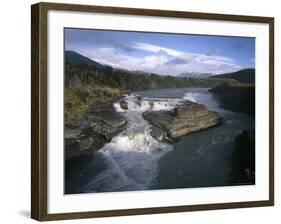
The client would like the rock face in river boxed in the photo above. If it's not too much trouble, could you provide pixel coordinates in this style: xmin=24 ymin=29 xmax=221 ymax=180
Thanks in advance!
xmin=232 ymin=129 xmax=255 ymax=185
xmin=65 ymin=107 xmax=126 ymax=160
xmin=65 ymin=97 xmax=127 ymax=179
xmin=119 ymin=99 xmax=129 ymax=110
xmin=210 ymin=81 xmax=255 ymax=117
xmin=143 ymin=102 xmax=222 ymax=141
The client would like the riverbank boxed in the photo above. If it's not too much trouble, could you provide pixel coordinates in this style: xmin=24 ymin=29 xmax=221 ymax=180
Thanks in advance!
xmin=209 ymin=80 xmax=255 ymax=117
xmin=65 ymin=88 xmax=255 ymax=193
xmin=64 ymin=89 xmax=128 ymax=182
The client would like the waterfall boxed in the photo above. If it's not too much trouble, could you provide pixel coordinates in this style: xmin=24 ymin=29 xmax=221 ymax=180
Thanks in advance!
xmin=83 ymin=94 xmax=184 ymax=192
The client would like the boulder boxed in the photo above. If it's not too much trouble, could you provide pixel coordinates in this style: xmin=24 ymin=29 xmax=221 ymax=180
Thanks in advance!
xmin=78 ymin=137 xmax=94 ymax=151
xmin=150 ymin=126 xmax=167 ymax=142
xmin=120 ymin=100 xmax=128 ymax=110
xmin=144 ymin=102 xmax=222 ymax=141
xmin=232 ymin=129 xmax=255 ymax=184
xmin=65 ymin=128 xmax=81 ymax=139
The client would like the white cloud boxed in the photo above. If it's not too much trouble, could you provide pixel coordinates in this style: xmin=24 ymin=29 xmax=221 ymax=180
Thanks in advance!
xmin=132 ymin=42 xmax=183 ymax=56
xmin=75 ymin=43 xmax=243 ymax=75
xmin=95 ymin=47 xmax=116 ymax=57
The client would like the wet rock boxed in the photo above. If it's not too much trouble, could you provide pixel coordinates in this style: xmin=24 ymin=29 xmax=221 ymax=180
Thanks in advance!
xmin=120 ymin=100 xmax=128 ymax=110
xmin=144 ymin=102 xmax=222 ymax=141
xmin=88 ymin=111 xmax=127 ymax=140
xmin=89 ymin=111 xmax=127 ymax=128
xmin=78 ymin=137 xmax=94 ymax=151
xmin=232 ymin=129 xmax=255 ymax=185
xmin=150 ymin=126 xmax=167 ymax=142
xmin=65 ymin=97 xmax=127 ymax=161
xmin=90 ymin=96 xmax=122 ymax=112
xmin=210 ymin=82 xmax=255 ymax=117
xmin=89 ymin=120 xmax=118 ymax=140
xmin=65 ymin=128 xmax=81 ymax=139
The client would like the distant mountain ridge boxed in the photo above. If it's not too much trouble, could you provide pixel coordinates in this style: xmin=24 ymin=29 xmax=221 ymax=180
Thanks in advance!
xmin=64 ymin=50 xmax=229 ymax=92
xmin=65 ymin=51 xmax=255 ymax=83
xmin=179 ymin=72 xmax=213 ymax=78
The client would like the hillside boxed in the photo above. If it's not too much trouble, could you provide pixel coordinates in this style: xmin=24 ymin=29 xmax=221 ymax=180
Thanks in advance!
xmin=64 ymin=51 xmax=253 ymax=121
xmin=210 ymin=81 xmax=255 ymax=117
xmin=209 ymin=69 xmax=255 ymax=117
xmin=179 ymin=72 xmax=212 ymax=78
xmin=211 ymin=69 xmax=255 ymax=84
xmin=64 ymin=51 xmax=228 ymax=91
xmin=65 ymin=50 xmax=108 ymax=69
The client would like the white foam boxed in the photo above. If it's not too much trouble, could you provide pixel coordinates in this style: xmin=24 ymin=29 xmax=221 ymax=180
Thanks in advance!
xmin=85 ymin=101 xmax=173 ymax=192
xmin=114 ymin=95 xmax=183 ymax=113
xmin=85 ymin=92 xmax=215 ymax=192
xmin=182 ymin=92 xmax=199 ymax=103
xmin=183 ymin=91 xmax=223 ymax=112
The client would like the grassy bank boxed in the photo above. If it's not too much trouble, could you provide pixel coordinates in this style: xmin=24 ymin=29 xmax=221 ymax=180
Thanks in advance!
xmin=65 ymin=85 xmax=126 ymax=122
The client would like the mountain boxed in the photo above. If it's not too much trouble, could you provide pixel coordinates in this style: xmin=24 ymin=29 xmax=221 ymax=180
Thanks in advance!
xmin=65 ymin=50 xmax=107 ymax=69
xmin=65 ymin=50 xmax=138 ymax=75
xmin=64 ymin=50 xmax=231 ymax=123
xmin=65 ymin=51 xmax=228 ymax=90
xmin=211 ymin=69 xmax=255 ymax=84
xmin=178 ymin=72 xmax=212 ymax=78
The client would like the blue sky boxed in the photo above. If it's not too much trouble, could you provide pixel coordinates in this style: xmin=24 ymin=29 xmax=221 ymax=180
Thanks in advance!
xmin=65 ymin=28 xmax=255 ymax=75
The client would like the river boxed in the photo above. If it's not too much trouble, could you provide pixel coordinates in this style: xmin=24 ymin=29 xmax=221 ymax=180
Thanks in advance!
xmin=67 ymin=88 xmax=255 ymax=193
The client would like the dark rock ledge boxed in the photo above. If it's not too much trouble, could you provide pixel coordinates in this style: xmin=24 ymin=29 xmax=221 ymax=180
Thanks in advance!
xmin=209 ymin=81 xmax=255 ymax=117
xmin=143 ymin=101 xmax=223 ymax=142
xmin=65 ymin=98 xmax=127 ymax=179
xmin=231 ymin=129 xmax=255 ymax=185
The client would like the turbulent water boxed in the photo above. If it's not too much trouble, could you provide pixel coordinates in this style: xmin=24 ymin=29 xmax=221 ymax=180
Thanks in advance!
xmin=82 ymin=95 xmax=183 ymax=192
xmin=70 ymin=88 xmax=255 ymax=193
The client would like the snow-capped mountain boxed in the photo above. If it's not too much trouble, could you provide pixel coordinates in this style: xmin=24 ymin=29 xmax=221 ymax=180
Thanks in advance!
xmin=178 ymin=72 xmax=213 ymax=78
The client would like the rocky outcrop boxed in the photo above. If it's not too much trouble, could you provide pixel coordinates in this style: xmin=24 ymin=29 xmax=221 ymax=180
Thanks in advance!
xmin=210 ymin=81 xmax=255 ymax=117
xmin=143 ymin=101 xmax=222 ymax=141
xmin=232 ymin=129 xmax=255 ymax=185
xmin=149 ymin=126 xmax=168 ymax=142
xmin=65 ymin=98 xmax=127 ymax=161
xmin=64 ymin=107 xmax=127 ymax=159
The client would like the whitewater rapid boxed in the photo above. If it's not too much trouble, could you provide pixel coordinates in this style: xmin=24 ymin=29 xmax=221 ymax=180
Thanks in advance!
xmin=83 ymin=94 xmax=198 ymax=192
xmin=65 ymin=88 xmax=256 ymax=193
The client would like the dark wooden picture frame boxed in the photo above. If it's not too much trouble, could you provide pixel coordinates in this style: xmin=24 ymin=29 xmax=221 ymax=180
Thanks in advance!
xmin=31 ymin=2 xmax=274 ymax=221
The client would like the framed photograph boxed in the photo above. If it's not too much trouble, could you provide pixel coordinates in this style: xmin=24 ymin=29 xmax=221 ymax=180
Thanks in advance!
xmin=31 ymin=2 xmax=274 ymax=221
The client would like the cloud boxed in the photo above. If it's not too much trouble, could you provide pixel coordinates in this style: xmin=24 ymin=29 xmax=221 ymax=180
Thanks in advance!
xmin=95 ymin=47 xmax=116 ymax=57
xmin=205 ymin=48 xmax=220 ymax=56
xmin=74 ymin=42 xmax=243 ymax=75
xmin=132 ymin=42 xmax=183 ymax=56
xmin=86 ymin=47 xmax=141 ymax=70
xmin=95 ymin=36 xmax=135 ymax=53
xmin=165 ymin=57 xmax=189 ymax=65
